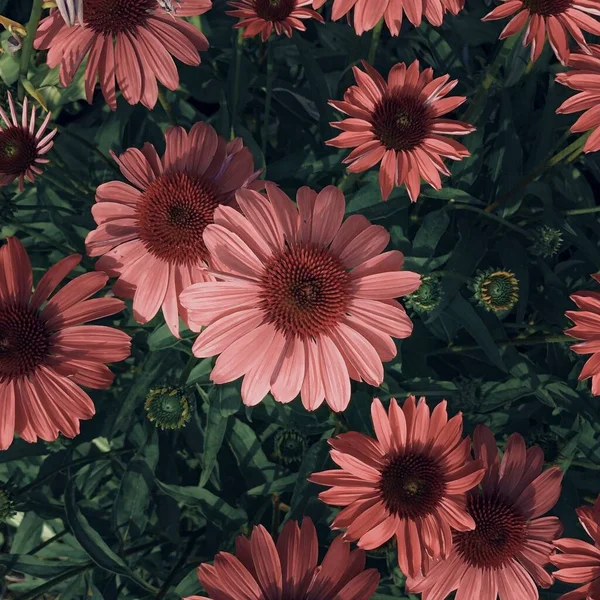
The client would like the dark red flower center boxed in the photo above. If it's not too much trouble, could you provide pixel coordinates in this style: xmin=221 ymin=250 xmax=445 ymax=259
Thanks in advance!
xmin=454 ymin=493 xmax=527 ymax=569
xmin=0 ymin=127 xmax=38 ymax=177
xmin=371 ymin=92 xmax=432 ymax=152
xmin=83 ymin=0 xmax=156 ymax=35
xmin=253 ymin=0 xmax=296 ymax=21
xmin=136 ymin=171 xmax=220 ymax=266
xmin=260 ymin=245 xmax=351 ymax=338
xmin=0 ymin=303 xmax=51 ymax=380
xmin=378 ymin=452 xmax=445 ymax=519
xmin=520 ymin=0 xmax=572 ymax=16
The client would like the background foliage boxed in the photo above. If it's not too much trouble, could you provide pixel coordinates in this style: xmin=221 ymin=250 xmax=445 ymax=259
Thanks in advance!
xmin=1 ymin=0 xmax=600 ymax=598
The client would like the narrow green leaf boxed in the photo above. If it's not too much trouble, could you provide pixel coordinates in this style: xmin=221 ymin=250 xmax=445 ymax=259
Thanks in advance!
xmin=199 ymin=401 xmax=229 ymax=488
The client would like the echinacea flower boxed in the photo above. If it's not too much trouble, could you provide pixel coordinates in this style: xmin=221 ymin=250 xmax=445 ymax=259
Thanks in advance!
xmin=310 ymin=396 xmax=485 ymax=578
xmin=226 ymin=0 xmax=324 ymax=41
xmin=564 ymin=275 xmax=600 ymax=395
xmin=0 ymin=92 xmax=56 ymax=192
xmin=327 ymin=61 xmax=474 ymax=202
xmin=55 ymin=0 xmax=83 ymax=26
xmin=0 ymin=237 xmax=131 ymax=450
xmin=184 ymin=518 xmax=380 ymax=600
xmin=180 ymin=185 xmax=420 ymax=412
xmin=311 ymin=0 xmax=463 ymax=35
xmin=34 ymin=0 xmax=211 ymax=110
xmin=408 ymin=426 xmax=564 ymax=600
xmin=86 ymin=122 xmax=261 ymax=339
xmin=472 ymin=269 xmax=519 ymax=313
xmin=482 ymin=0 xmax=600 ymax=65
xmin=556 ymin=46 xmax=600 ymax=153
xmin=552 ymin=495 xmax=600 ymax=600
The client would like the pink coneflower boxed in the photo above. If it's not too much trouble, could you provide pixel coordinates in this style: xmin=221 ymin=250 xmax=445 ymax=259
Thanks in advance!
xmin=180 ymin=185 xmax=420 ymax=411
xmin=0 ymin=237 xmax=131 ymax=450
xmin=552 ymin=496 xmax=600 ymax=600
xmin=86 ymin=123 xmax=261 ymax=339
xmin=0 ymin=92 xmax=56 ymax=192
xmin=556 ymin=46 xmax=600 ymax=153
xmin=184 ymin=518 xmax=380 ymax=600
xmin=227 ymin=0 xmax=324 ymax=41
xmin=482 ymin=0 xmax=600 ymax=65
xmin=34 ymin=0 xmax=211 ymax=111
xmin=564 ymin=276 xmax=600 ymax=395
xmin=407 ymin=425 xmax=564 ymax=600
xmin=56 ymin=0 xmax=83 ymax=26
xmin=310 ymin=396 xmax=485 ymax=578
xmin=311 ymin=0 xmax=463 ymax=35
xmin=327 ymin=61 xmax=474 ymax=202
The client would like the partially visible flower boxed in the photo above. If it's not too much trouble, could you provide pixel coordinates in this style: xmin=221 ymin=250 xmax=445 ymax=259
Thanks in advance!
xmin=145 ymin=386 xmax=192 ymax=429
xmin=0 ymin=92 xmax=56 ymax=192
xmin=327 ymin=61 xmax=474 ymax=202
xmin=556 ymin=46 xmax=600 ymax=153
xmin=452 ymin=375 xmax=482 ymax=412
xmin=405 ymin=274 xmax=443 ymax=312
xmin=86 ymin=123 xmax=261 ymax=339
xmin=184 ymin=518 xmax=380 ymax=600
xmin=482 ymin=0 xmax=600 ymax=65
xmin=312 ymin=0 xmax=464 ymax=35
xmin=565 ymin=275 xmax=600 ymax=395
xmin=310 ymin=396 xmax=485 ymax=578
xmin=0 ymin=484 xmax=15 ymax=522
xmin=227 ymin=0 xmax=324 ymax=41
xmin=408 ymin=426 xmax=563 ymax=600
xmin=34 ymin=0 xmax=211 ymax=111
xmin=526 ymin=425 xmax=563 ymax=463
xmin=180 ymin=185 xmax=420 ymax=412
xmin=530 ymin=225 xmax=563 ymax=258
xmin=0 ymin=237 xmax=131 ymax=450
xmin=552 ymin=495 xmax=600 ymax=600
xmin=55 ymin=0 xmax=84 ymax=26
xmin=472 ymin=268 xmax=519 ymax=313
xmin=274 ymin=427 xmax=308 ymax=466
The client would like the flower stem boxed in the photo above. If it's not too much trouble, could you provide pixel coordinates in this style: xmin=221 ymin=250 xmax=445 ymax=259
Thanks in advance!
xmin=367 ymin=18 xmax=383 ymax=64
xmin=430 ymin=334 xmax=572 ymax=355
xmin=261 ymin=37 xmax=275 ymax=159
xmin=179 ymin=355 xmax=197 ymax=386
xmin=449 ymin=202 xmax=532 ymax=238
xmin=564 ymin=205 xmax=600 ymax=216
xmin=486 ymin=131 xmax=592 ymax=213
xmin=157 ymin=89 xmax=177 ymax=126
xmin=17 ymin=0 xmax=44 ymax=102
xmin=230 ymin=29 xmax=244 ymax=140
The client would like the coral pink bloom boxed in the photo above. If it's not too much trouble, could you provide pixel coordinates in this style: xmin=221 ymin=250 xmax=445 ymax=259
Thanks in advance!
xmin=226 ymin=0 xmax=324 ymax=41
xmin=564 ymin=275 xmax=600 ymax=395
xmin=34 ymin=1 xmax=211 ymax=110
xmin=408 ymin=425 xmax=564 ymax=600
xmin=180 ymin=185 xmax=420 ymax=411
xmin=0 ymin=237 xmax=131 ymax=450
xmin=185 ymin=518 xmax=380 ymax=600
xmin=556 ymin=46 xmax=600 ymax=153
xmin=312 ymin=0 xmax=463 ymax=35
xmin=0 ymin=92 xmax=56 ymax=192
xmin=310 ymin=396 xmax=485 ymax=578
xmin=482 ymin=0 xmax=600 ymax=65
xmin=327 ymin=61 xmax=474 ymax=202
xmin=552 ymin=496 xmax=600 ymax=600
xmin=86 ymin=123 xmax=261 ymax=339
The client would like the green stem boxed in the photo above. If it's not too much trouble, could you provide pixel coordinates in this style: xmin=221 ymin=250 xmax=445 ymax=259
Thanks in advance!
xmin=56 ymin=126 xmax=120 ymax=174
xmin=486 ymin=132 xmax=592 ymax=213
xmin=179 ymin=355 xmax=196 ymax=386
xmin=565 ymin=206 xmax=600 ymax=216
xmin=261 ymin=38 xmax=275 ymax=160
xmin=17 ymin=0 xmax=44 ymax=102
xmin=367 ymin=19 xmax=384 ymax=64
xmin=28 ymin=529 xmax=68 ymax=555
xmin=12 ymin=222 xmax=76 ymax=256
xmin=230 ymin=29 xmax=244 ymax=140
xmin=157 ymin=89 xmax=177 ymax=126
xmin=430 ymin=334 xmax=572 ymax=355
xmin=449 ymin=202 xmax=532 ymax=238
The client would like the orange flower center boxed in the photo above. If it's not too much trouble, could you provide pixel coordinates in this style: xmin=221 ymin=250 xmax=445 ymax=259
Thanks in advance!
xmin=254 ymin=0 xmax=296 ymax=21
xmin=136 ymin=171 xmax=220 ymax=266
xmin=259 ymin=245 xmax=351 ymax=338
xmin=454 ymin=493 xmax=527 ymax=569
xmin=520 ymin=0 xmax=572 ymax=16
xmin=83 ymin=0 xmax=156 ymax=35
xmin=378 ymin=452 xmax=445 ymax=519
xmin=0 ymin=127 xmax=38 ymax=177
xmin=371 ymin=92 xmax=432 ymax=152
xmin=0 ymin=303 xmax=50 ymax=380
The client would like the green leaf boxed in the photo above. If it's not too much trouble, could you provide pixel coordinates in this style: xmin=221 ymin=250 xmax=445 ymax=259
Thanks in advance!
xmin=199 ymin=400 xmax=229 ymax=488
xmin=246 ymin=474 xmax=298 ymax=496
xmin=0 ymin=555 xmax=86 ymax=578
xmin=219 ymin=382 xmax=242 ymax=417
xmin=412 ymin=208 xmax=450 ymax=257
xmin=10 ymin=512 xmax=43 ymax=554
